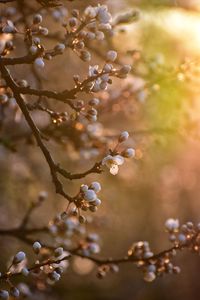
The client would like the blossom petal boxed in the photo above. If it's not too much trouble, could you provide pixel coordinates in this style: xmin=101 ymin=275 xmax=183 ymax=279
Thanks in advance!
xmin=110 ymin=164 xmax=119 ymax=175
xmin=113 ymin=155 xmax=124 ymax=166
xmin=102 ymin=155 xmax=113 ymax=166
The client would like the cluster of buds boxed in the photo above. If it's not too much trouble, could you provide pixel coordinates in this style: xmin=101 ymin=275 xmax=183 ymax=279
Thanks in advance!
xmin=102 ymin=131 xmax=135 ymax=175
xmin=0 ymin=241 xmax=68 ymax=298
xmin=79 ymin=232 xmax=101 ymax=257
xmin=72 ymin=97 xmax=100 ymax=122
xmin=71 ymin=61 xmax=131 ymax=125
xmin=0 ymin=38 xmax=14 ymax=56
xmin=49 ymin=213 xmax=86 ymax=247
xmin=125 ymin=220 xmax=200 ymax=283
xmin=84 ymin=55 xmax=131 ymax=93
xmin=48 ymin=182 xmax=102 ymax=230
xmin=1 ymin=20 xmax=17 ymax=34
xmin=127 ymin=240 xmax=180 ymax=283
xmin=64 ymin=5 xmax=113 ymax=61
xmin=74 ymin=181 xmax=102 ymax=221
xmin=97 ymin=263 xmax=119 ymax=279
xmin=0 ymin=251 xmax=26 ymax=299
xmin=31 ymin=241 xmax=69 ymax=286
xmin=165 ymin=219 xmax=200 ymax=251
xmin=85 ymin=97 xmax=100 ymax=122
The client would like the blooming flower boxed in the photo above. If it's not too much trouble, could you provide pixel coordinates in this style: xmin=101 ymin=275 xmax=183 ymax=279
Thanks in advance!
xmin=102 ymin=155 xmax=124 ymax=175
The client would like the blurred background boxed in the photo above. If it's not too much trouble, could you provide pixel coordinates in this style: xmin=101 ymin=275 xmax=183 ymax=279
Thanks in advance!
xmin=1 ymin=0 xmax=200 ymax=299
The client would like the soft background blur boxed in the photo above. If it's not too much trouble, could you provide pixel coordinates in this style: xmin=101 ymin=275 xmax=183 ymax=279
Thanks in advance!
xmin=1 ymin=0 xmax=200 ymax=299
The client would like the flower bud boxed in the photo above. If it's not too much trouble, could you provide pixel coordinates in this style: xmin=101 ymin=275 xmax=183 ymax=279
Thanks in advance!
xmin=54 ymin=43 xmax=65 ymax=53
xmin=34 ymin=57 xmax=45 ymax=68
xmin=22 ymin=267 xmax=29 ymax=276
xmin=106 ymin=50 xmax=117 ymax=62
xmin=178 ymin=234 xmax=187 ymax=244
xmin=118 ymin=131 xmax=129 ymax=143
xmin=2 ymin=22 xmax=16 ymax=34
xmin=120 ymin=65 xmax=132 ymax=74
xmin=39 ymin=27 xmax=48 ymax=36
xmin=0 ymin=290 xmax=9 ymax=299
xmin=49 ymin=271 xmax=60 ymax=282
xmin=54 ymin=247 xmax=63 ymax=257
xmin=89 ymin=98 xmax=100 ymax=106
xmin=96 ymin=31 xmax=105 ymax=41
xmin=90 ymin=182 xmax=101 ymax=193
xmin=86 ymin=32 xmax=96 ymax=40
xmin=72 ymin=9 xmax=79 ymax=18
xmin=18 ymin=80 xmax=28 ymax=88
xmin=84 ymin=189 xmax=97 ymax=202
xmin=13 ymin=251 xmax=26 ymax=264
xmin=103 ymin=63 xmax=113 ymax=72
xmin=91 ymin=198 xmax=101 ymax=206
xmin=38 ymin=191 xmax=48 ymax=201
xmin=88 ymin=108 xmax=97 ymax=116
xmin=80 ymin=50 xmax=91 ymax=62
xmin=33 ymin=37 xmax=40 ymax=44
xmin=33 ymin=14 xmax=43 ymax=24
xmin=80 ymin=185 xmax=88 ymax=192
xmin=33 ymin=241 xmax=42 ymax=254
xmin=69 ymin=17 xmax=78 ymax=28
xmin=84 ymin=6 xmax=97 ymax=19
xmin=144 ymin=272 xmax=156 ymax=282
xmin=122 ymin=148 xmax=135 ymax=158
xmin=10 ymin=287 xmax=20 ymax=298
xmin=165 ymin=218 xmax=179 ymax=232
xmin=0 ymin=94 xmax=8 ymax=102
xmin=89 ymin=206 xmax=98 ymax=212
xmin=89 ymin=243 xmax=100 ymax=254
xmin=79 ymin=215 xmax=86 ymax=224
xmin=29 ymin=45 xmax=38 ymax=55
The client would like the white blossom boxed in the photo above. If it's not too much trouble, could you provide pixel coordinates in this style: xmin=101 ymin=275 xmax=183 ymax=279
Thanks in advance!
xmin=102 ymin=155 xmax=124 ymax=175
